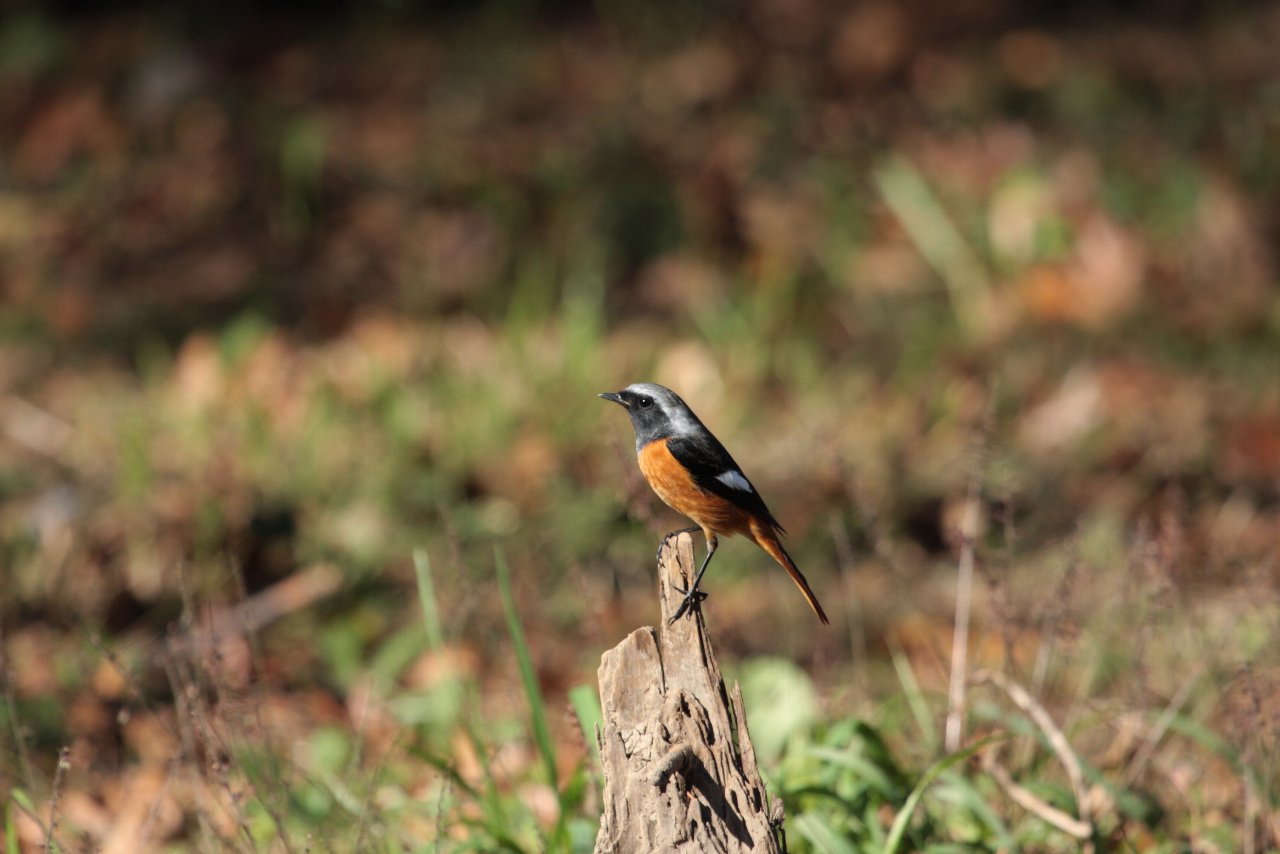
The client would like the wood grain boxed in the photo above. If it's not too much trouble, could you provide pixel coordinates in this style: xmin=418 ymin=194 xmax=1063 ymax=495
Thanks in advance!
xmin=593 ymin=533 xmax=784 ymax=853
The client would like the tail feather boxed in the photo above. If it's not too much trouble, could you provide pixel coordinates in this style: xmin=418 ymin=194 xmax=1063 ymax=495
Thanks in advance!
xmin=749 ymin=520 xmax=830 ymax=625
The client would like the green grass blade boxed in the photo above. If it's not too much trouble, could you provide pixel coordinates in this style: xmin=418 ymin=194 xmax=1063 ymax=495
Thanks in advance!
xmin=873 ymin=154 xmax=990 ymax=339
xmin=1164 ymin=712 xmax=1239 ymax=765
xmin=6 ymin=798 xmax=19 ymax=854
xmin=412 ymin=548 xmax=444 ymax=653
xmin=887 ymin=637 xmax=936 ymax=751
xmin=569 ymin=683 xmax=603 ymax=772
xmin=495 ymin=547 xmax=563 ymax=837
xmin=880 ymin=734 xmax=1005 ymax=854
xmin=782 ymin=786 xmax=873 ymax=825
xmin=464 ymin=716 xmax=514 ymax=836
xmin=792 ymin=813 xmax=860 ymax=854
xmin=7 ymin=791 xmax=35 ymax=823
xmin=408 ymin=746 xmax=483 ymax=801
xmin=934 ymin=769 xmax=1015 ymax=850
xmin=806 ymin=746 xmax=900 ymax=799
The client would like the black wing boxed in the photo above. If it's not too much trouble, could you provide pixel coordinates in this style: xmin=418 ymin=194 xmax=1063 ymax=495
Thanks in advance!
xmin=666 ymin=434 xmax=785 ymax=534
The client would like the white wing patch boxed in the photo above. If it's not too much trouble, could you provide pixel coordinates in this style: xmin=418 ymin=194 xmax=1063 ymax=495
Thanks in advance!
xmin=716 ymin=470 xmax=753 ymax=492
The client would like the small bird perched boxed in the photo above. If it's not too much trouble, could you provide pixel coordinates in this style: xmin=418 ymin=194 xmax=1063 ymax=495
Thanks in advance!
xmin=600 ymin=382 xmax=829 ymax=625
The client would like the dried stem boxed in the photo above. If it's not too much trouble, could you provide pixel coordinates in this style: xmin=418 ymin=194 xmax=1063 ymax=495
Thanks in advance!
xmin=46 ymin=745 xmax=71 ymax=853
xmin=1122 ymin=665 xmax=1202 ymax=787
xmin=983 ymin=751 xmax=1093 ymax=839
xmin=945 ymin=387 xmax=995 ymax=753
xmin=973 ymin=667 xmax=1093 ymax=836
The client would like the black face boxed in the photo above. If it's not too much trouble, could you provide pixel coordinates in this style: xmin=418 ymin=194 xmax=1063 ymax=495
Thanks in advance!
xmin=630 ymin=391 xmax=656 ymax=411
xmin=599 ymin=389 xmax=670 ymax=446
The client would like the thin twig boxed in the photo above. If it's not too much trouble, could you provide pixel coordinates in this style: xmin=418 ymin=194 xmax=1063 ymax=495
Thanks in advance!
xmin=433 ymin=777 xmax=453 ymax=853
xmin=1122 ymin=664 xmax=1202 ymax=787
xmin=162 ymin=651 xmax=217 ymax=852
xmin=837 ymin=456 xmax=901 ymax=578
xmin=983 ymin=750 xmax=1093 ymax=839
xmin=973 ymin=667 xmax=1092 ymax=832
xmin=1267 ymin=799 xmax=1280 ymax=852
xmin=1031 ymin=547 xmax=1079 ymax=702
xmin=979 ymin=489 xmax=1018 ymax=673
xmin=945 ymin=387 xmax=995 ymax=752
xmin=0 ymin=611 xmax=38 ymax=814
xmin=1244 ymin=757 xmax=1257 ymax=854
xmin=829 ymin=514 xmax=868 ymax=693
xmin=224 ymin=556 xmax=300 ymax=854
xmin=137 ymin=760 xmax=180 ymax=853
xmin=352 ymin=732 xmax=401 ymax=854
xmin=944 ymin=478 xmax=980 ymax=753
xmin=80 ymin=628 xmax=177 ymax=741
xmin=46 ymin=745 xmax=71 ymax=853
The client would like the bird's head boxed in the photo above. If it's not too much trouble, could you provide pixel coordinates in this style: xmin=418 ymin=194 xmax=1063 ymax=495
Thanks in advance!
xmin=599 ymin=382 xmax=701 ymax=448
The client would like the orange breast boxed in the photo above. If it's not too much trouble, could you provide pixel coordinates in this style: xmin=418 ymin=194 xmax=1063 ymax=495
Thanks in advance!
xmin=637 ymin=439 xmax=752 ymax=536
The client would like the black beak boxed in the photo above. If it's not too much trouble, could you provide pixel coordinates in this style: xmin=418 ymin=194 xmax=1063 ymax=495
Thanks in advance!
xmin=598 ymin=391 xmax=627 ymax=407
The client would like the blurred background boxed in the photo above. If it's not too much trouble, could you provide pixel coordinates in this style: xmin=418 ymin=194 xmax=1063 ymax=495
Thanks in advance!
xmin=1 ymin=0 xmax=1278 ymax=850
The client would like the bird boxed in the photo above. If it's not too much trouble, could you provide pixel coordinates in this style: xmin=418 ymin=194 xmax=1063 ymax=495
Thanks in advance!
xmin=600 ymin=382 xmax=829 ymax=625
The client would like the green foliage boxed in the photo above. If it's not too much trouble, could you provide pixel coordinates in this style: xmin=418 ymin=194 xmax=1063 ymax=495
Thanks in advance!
xmin=773 ymin=718 xmax=1022 ymax=852
xmin=737 ymin=657 xmax=821 ymax=762
xmin=4 ymin=797 xmax=18 ymax=854
xmin=496 ymin=546 xmax=565 ymax=848
xmin=567 ymin=684 xmax=603 ymax=782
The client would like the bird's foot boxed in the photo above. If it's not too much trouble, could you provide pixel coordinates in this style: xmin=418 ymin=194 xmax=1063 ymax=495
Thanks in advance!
xmin=667 ymin=583 xmax=708 ymax=625
xmin=656 ymin=526 xmax=701 ymax=562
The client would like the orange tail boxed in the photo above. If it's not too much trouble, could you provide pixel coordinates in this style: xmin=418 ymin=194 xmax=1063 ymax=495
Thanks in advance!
xmin=748 ymin=519 xmax=830 ymax=625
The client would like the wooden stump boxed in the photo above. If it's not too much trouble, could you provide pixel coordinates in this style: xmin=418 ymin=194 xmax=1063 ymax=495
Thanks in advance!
xmin=593 ymin=533 xmax=785 ymax=853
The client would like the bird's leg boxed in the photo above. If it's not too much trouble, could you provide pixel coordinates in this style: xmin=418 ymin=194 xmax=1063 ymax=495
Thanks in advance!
xmin=657 ymin=525 xmax=701 ymax=562
xmin=669 ymin=533 xmax=717 ymax=624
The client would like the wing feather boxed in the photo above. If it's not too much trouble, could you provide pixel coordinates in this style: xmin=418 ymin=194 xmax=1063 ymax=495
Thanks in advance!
xmin=665 ymin=435 xmax=785 ymax=534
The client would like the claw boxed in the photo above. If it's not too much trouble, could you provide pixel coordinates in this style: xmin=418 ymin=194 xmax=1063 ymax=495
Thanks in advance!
xmin=659 ymin=527 xmax=715 ymax=623
xmin=667 ymin=584 xmax=708 ymax=624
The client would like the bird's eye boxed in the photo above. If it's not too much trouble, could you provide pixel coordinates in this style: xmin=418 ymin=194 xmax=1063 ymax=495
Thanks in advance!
xmin=637 ymin=396 xmax=654 ymax=409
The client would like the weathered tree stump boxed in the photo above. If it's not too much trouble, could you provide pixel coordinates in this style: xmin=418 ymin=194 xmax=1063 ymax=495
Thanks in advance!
xmin=594 ymin=533 xmax=785 ymax=853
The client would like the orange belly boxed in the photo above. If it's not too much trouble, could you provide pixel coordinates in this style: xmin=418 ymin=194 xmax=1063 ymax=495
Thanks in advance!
xmin=637 ymin=439 xmax=752 ymax=536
